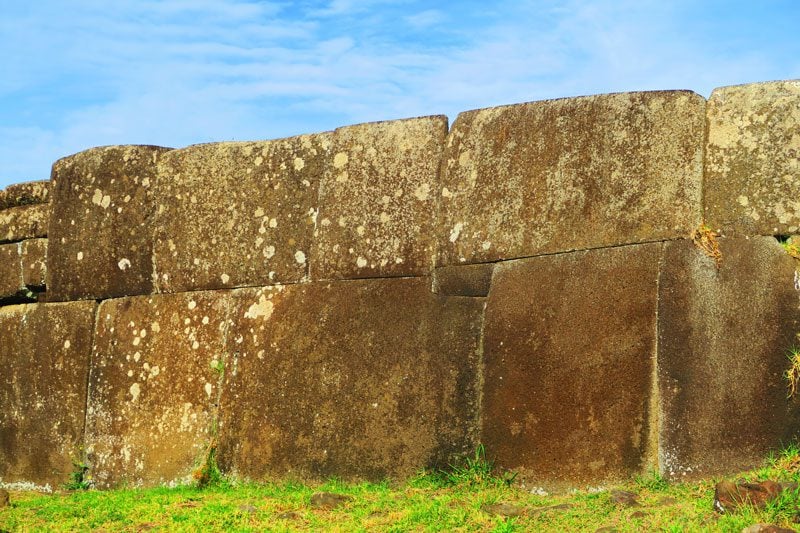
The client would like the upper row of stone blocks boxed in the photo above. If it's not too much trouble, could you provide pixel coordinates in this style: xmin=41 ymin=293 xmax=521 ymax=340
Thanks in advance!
xmin=41 ymin=80 xmax=800 ymax=300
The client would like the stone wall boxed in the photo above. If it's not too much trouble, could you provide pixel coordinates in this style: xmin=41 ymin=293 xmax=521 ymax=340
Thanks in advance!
xmin=2 ymin=80 xmax=800 ymax=491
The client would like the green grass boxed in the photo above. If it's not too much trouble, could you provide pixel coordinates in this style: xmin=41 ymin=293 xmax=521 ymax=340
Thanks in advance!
xmin=2 ymin=447 xmax=800 ymax=532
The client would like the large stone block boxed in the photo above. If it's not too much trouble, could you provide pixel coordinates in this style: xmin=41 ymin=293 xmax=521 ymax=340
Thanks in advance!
xmin=3 ymin=180 xmax=50 ymax=208
xmin=439 ymin=91 xmax=704 ymax=265
xmin=0 ymin=301 xmax=96 ymax=490
xmin=0 ymin=239 xmax=46 ymax=302
xmin=481 ymin=243 xmax=662 ymax=486
xmin=85 ymin=291 xmax=231 ymax=488
xmin=0 ymin=204 xmax=48 ymax=244
xmin=47 ymin=145 xmax=172 ymax=301
xmin=217 ymin=277 xmax=484 ymax=481
xmin=705 ymin=81 xmax=800 ymax=235
xmin=657 ymin=237 xmax=800 ymax=478
xmin=311 ymin=116 xmax=447 ymax=280
xmin=152 ymin=135 xmax=330 ymax=292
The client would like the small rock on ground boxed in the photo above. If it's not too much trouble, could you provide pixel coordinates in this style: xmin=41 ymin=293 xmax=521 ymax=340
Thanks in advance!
xmin=529 ymin=503 xmax=573 ymax=514
xmin=610 ymin=489 xmax=639 ymax=507
xmin=238 ymin=504 xmax=257 ymax=514
xmin=310 ymin=492 xmax=352 ymax=510
xmin=714 ymin=480 xmax=784 ymax=514
xmin=480 ymin=502 xmax=524 ymax=517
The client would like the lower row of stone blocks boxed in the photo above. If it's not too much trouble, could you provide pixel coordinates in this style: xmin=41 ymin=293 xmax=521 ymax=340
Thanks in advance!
xmin=1 ymin=236 xmax=799 ymax=490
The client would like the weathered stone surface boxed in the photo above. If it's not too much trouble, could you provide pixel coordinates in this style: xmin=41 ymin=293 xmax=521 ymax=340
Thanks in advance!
xmin=3 ymin=180 xmax=50 ymax=208
xmin=217 ymin=277 xmax=484 ymax=481
xmin=47 ymin=145 xmax=172 ymax=301
xmin=432 ymin=263 xmax=494 ymax=297
xmin=20 ymin=238 xmax=47 ymax=289
xmin=658 ymin=237 xmax=800 ymax=478
xmin=439 ymin=91 xmax=704 ymax=265
xmin=85 ymin=291 xmax=230 ymax=488
xmin=705 ymin=81 xmax=800 ymax=235
xmin=153 ymin=135 xmax=330 ymax=292
xmin=482 ymin=243 xmax=662 ymax=485
xmin=312 ymin=116 xmax=447 ymax=280
xmin=0 ymin=204 xmax=48 ymax=244
xmin=0 ymin=243 xmax=22 ymax=299
xmin=0 ymin=301 xmax=96 ymax=490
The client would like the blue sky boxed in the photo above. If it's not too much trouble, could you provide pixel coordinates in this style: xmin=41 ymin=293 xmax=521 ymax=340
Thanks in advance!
xmin=1 ymin=0 xmax=799 ymax=188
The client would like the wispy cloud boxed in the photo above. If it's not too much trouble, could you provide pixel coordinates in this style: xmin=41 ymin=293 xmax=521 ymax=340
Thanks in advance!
xmin=1 ymin=0 xmax=799 ymax=186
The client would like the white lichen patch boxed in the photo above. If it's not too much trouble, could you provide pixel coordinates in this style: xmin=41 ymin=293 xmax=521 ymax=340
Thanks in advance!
xmin=77 ymin=251 xmax=84 ymax=261
xmin=221 ymin=273 xmax=230 ymax=284
xmin=129 ymin=382 xmax=141 ymax=402
xmin=265 ymin=245 xmax=276 ymax=259
xmin=295 ymin=250 xmax=306 ymax=264
xmin=737 ymin=195 xmax=749 ymax=207
xmin=204 ymin=382 xmax=213 ymax=397
xmin=449 ymin=222 xmax=464 ymax=243
xmin=293 ymin=157 xmax=305 ymax=171
xmin=245 ymin=294 xmax=274 ymax=320
xmin=64 ymin=340 xmax=71 ymax=349
xmin=188 ymin=300 xmax=197 ymax=310
xmin=118 ymin=258 xmax=132 ymax=271
xmin=356 ymin=257 xmax=368 ymax=268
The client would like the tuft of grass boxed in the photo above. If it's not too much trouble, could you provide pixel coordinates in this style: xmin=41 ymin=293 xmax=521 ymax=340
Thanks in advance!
xmin=777 ymin=236 xmax=800 ymax=259
xmin=692 ymin=223 xmax=722 ymax=268
xmin=63 ymin=460 xmax=91 ymax=491
xmin=634 ymin=469 xmax=668 ymax=491
xmin=786 ymin=347 xmax=800 ymax=399
xmin=193 ymin=444 xmax=226 ymax=489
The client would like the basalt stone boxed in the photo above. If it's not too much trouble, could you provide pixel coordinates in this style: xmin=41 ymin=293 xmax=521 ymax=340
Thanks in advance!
xmin=312 ymin=116 xmax=447 ymax=280
xmin=217 ymin=277 xmax=484 ymax=481
xmin=713 ymin=480 xmax=784 ymax=513
xmin=0 ymin=204 xmax=49 ymax=244
xmin=48 ymin=145 xmax=172 ymax=301
xmin=658 ymin=236 xmax=800 ymax=478
xmin=481 ymin=243 xmax=662 ymax=485
xmin=0 ymin=243 xmax=22 ymax=300
xmin=20 ymin=238 xmax=47 ymax=289
xmin=3 ymin=180 xmax=50 ymax=208
xmin=439 ymin=91 xmax=704 ymax=265
xmin=705 ymin=81 xmax=800 ymax=235
xmin=432 ymin=263 xmax=494 ymax=297
xmin=0 ymin=301 xmax=96 ymax=490
xmin=85 ymin=291 xmax=231 ymax=488
xmin=152 ymin=135 xmax=330 ymax=292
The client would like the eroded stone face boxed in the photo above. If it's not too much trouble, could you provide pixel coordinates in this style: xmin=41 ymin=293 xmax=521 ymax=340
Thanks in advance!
xmin=48 ymin=145 xmax=172 ymax=301
xmin=20 ymin=238 xmax=47 ymax=289
xmin=312 ymin=116 xmax=448 ymax=280
xmin=86 ymin=292 xmax=231 ymax=488
xmin=481 ymin=243 xmax=662 ymax=486
xmin=153 ymin=135 xmax=330 ymax=292
xmin=0 ymin=243 xmax=22 ymax=299
xmin=0 ymin=301 xmax=96 ymax=490
xmin=439 ymin=91 xmax=705 ymax=265
xmin=705 ymin=81 xmax=800 ymax=235
xmin=217 ymin=277 xmax=484 ymax=481
xmin=3 ymin=181 xmax=51 ymax=208
xmin=0 ymin=204 xmax=49 ymax=244
xmin=658 ymin=237 xmax=800 ymax=479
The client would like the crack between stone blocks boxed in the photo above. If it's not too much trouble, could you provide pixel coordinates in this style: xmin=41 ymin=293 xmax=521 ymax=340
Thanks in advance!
xmin=647 ymin=241 xmax=667 ymax=476
xmin=81 ymin=300 xmax=102 ymax=478
xmin=472 ymin=300 xmax=488 ymax=455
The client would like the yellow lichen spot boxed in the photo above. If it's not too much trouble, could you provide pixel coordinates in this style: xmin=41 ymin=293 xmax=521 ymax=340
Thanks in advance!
xmin=737 ymin=195 xmax=749 ymax=207
xmin=356 ymin=257 xmax=368 ymax=268
xmin=333 ymin=152 xmax=349 ymax=168
xmin=129 ymin=383 xmax=141 ymax=402
xmin=254 ymin=156 xmax=264 ymax=166
xmin=413 ymin=183 xmax=431 ymax=201
xmin=293 ymin=157 xmax=305 ymax=171
xmin=254 ymin=207 xmax=265 ymax=218
xmin=356 ymin=225 xmax=366 ymax=236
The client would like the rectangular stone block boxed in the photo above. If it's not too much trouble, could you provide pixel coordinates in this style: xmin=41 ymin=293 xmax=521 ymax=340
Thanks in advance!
xmin=657 ymin=237 xmax=800 ymax=478
xmin=152 ymin=135 xmax=330 ymax=292
xmin=85 ymin=291 xmax=230 ymax=488
xmin=439 ymin=91 xmax=705 ymax=265
xmin=0 ymin=204 xmax=48 ymax=244
xmin=0 ymin=301 xmax=96 ymax=490
xmin=217 ymin=277 xmax=484 ymax=481
xmin=0 ymin=243 xmax=22 ymax=300
xmin=432 ymin=263 xmax=494 ymax=297
xmin=705 ymin=81 xmax=800 ymax=235
xmin=3 ymin=180 xmax=51 ymax=208
xmin=481 ymin=243 xmax=662 ymax=486
xmin=311 ymin=116 xmax=447 ymax=280
xmin=47 ymin=145 xmax=172 ymax=301
xmin=20 ymin=238 xmax=47 ymax=289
